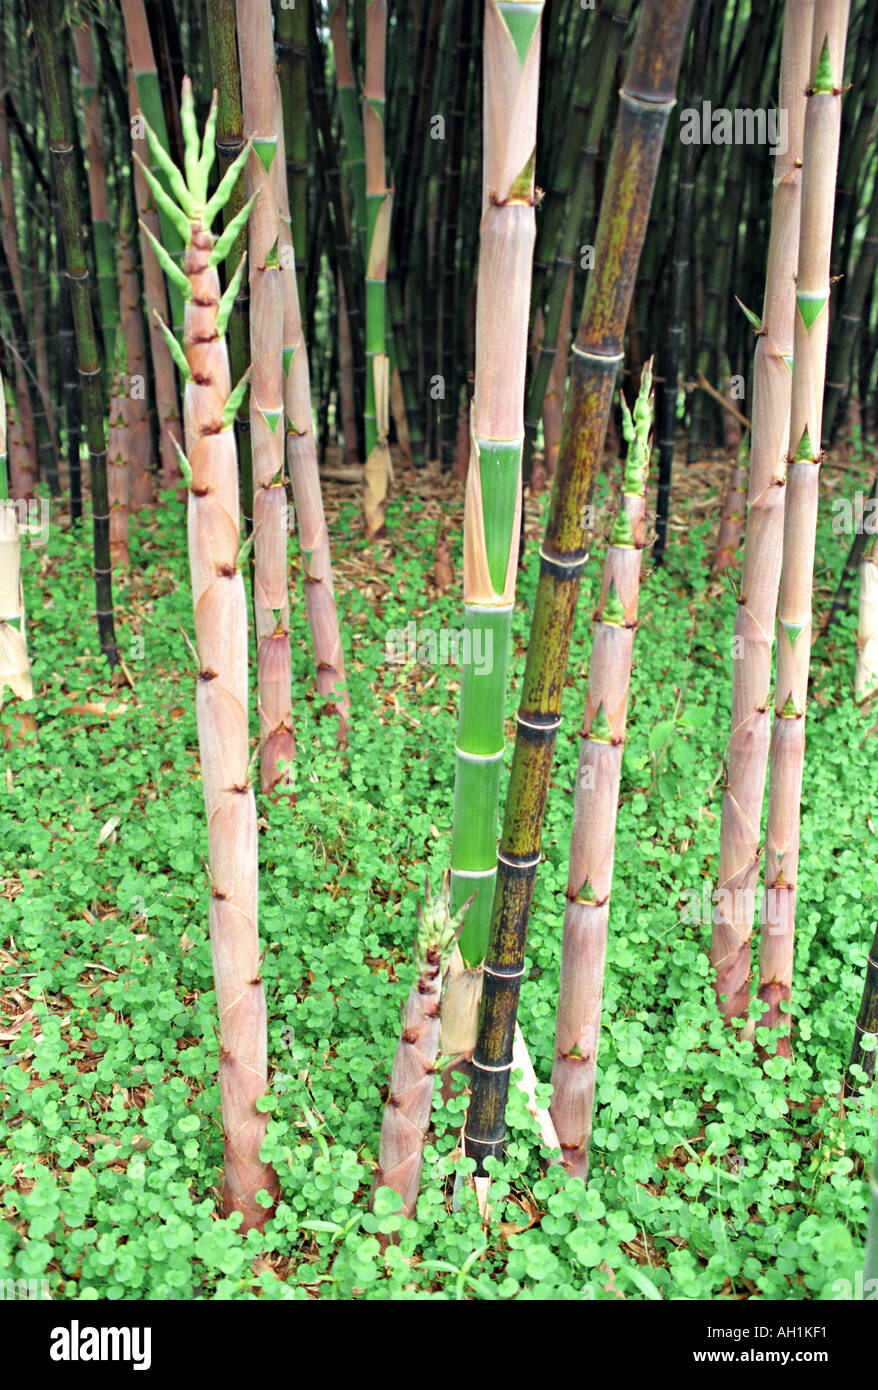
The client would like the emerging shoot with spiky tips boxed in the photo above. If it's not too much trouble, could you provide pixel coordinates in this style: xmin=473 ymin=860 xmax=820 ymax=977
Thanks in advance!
xmin=550 ymin=360 xmax=653 ymax=1179
xmin=372 ymin=875 xmax=473 ymax=1220
xmin=135 ymin=76 xmax=277 ymax=1230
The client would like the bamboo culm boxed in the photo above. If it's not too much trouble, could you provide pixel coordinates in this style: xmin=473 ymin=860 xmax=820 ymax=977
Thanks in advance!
xmin=711 ymin=0 xmax=814 ymax=1027
xmin=441 ymin=0 xmax=545 ymax=1069
xmin=757 ymin=0 xmax=850 ymax=1054
xmin=465 ymin=0 xmax=694 ymax=1173
xmin=134 ymin=79 xmax=278 ymax=1228
xmin=550 ymin=361 xmax=654 ymax=1179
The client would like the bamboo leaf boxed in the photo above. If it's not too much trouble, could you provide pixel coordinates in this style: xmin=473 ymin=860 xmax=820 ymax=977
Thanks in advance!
xmin=138 ymin=219 xmax=192 ymax=303
xmin=180 ymin=76 xmax=201 ymax=193
xmin=207 ymin=193 xmax=258 ymax=266
xmin=216 ymin=252 xmax=248 ymax=338
xmin=133 ymin=154 xmax=191 ymax=247
xmin=153 ymin=311 xmax=191 ymax=382
xmin=170 ymin=434 xmax=193 ymax=487
xmin=235 ymin=530 xmax=255 ymax=572
xmin=196 ymin=92 xmax=219 ymax=205
xmin=141 ymin=121 xmax=197 ymax=215
xmin=735 ymin=296 xmax=763 ymax=333
xmin=222 ymin=366 xmax=252 ymax=431
xmin=203 ymin=142 xmax=254 ymax=231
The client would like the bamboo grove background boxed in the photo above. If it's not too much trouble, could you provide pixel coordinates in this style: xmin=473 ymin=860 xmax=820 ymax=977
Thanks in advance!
xmin=2 ymin=0 xmax=876 ymax=510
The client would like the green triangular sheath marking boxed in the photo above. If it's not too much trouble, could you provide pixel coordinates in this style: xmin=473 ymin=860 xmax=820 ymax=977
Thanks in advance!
xmin=574 ymin=879 xmax=597 ymax=906
xmin=262 ymin=407 xmax=283 ymax=434
xmin=780 ymin=694 xmax=799 ymax=718
xmin=254 ymin=137 xmax=278 ymax=173
xmin=282 ymin=346 xmax=294 ymax=376
xmin=589 ymin=704 xmax=613 ymax=743
xmin=508 ymin=149 xmax=536 ymax=202
xmin=609 ymin=508 xmax=635 ymax=549
xmin=783 ymin=355 xmax=793 ymax=371
xmin=265 ymin=240 xmax=279 ymax=270
xmin=601 ymin=581 xmax=626 ymax=626
xmin=797 ymin=292 xmax=827 ymax=331
xmin=497 ymin=2 xmax=542 ymax=66
xmin=794 ymin=427 xmax=816 ymax=462
xmin=782 ymin=619 xmax=806 ymax=646
xmin=812 ymin=38 xmax=834 ymax=94
xmin=476 ymin=437 xmax=521 ymax=597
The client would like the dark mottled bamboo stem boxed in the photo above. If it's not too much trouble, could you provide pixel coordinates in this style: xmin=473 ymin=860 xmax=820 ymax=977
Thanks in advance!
xmin=844 ymin=924 xmax=878 ymax=1097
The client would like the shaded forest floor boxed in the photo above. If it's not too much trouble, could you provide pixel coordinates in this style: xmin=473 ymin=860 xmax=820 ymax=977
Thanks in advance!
xmin=1 ymin=430 xmax=877 ymax=1299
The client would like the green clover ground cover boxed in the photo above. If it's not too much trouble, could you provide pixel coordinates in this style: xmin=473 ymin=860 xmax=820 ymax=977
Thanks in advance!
xmin=1 ymin=445 xmax=875 ymax=1300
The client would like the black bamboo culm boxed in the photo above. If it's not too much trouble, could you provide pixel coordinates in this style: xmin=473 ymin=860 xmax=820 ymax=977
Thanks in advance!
xmin=653 ymin=142 xmax=694 ymax=564
xmin=0 ymin=236 xmax=56 ymax=496
xmin=823 ymin=189 xmax=878 ymax=446
xmin=54 ymin=199 xmax=82 ymax=525
xmin=844 ymin=925 xmax=878 ymax=1098
xmin=464 ymin=0 xmax=695 ymax=1174
xmin=822 ymin=467 xmax=878 ymax=638
xmin=29 ymin=0 xmax=118 ymax=666
xmin=522 ymin=0 xmax=631 ymax=489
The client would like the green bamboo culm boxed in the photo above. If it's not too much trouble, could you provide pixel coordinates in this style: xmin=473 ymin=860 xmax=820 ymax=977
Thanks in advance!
xmin=843 ymin=924 xmax=878 ymax=1097
xmin=439 ymin=0 xmax=545 ymax=1067
xmin=464 ymin=0 xmax=694 ymax=1173
xmin=362 ymin=0 xmax=394 ymax=538
xmin=29 ymin=0 xmax=118 ymax=668
xmin=330 ymin=0 xmax=368 ymax=242
xmin=121 ymin=0 xmax=185 ymax=335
